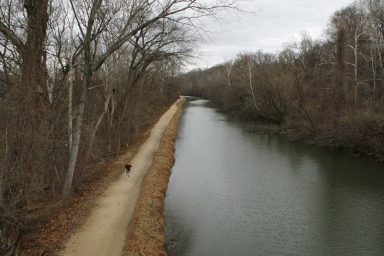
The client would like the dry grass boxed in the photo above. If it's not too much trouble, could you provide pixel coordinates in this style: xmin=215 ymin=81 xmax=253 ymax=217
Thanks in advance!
xmin=123 ymin=98 xmax=185 ymax=256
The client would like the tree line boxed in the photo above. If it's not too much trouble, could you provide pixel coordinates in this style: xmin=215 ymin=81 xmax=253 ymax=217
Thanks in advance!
xmin=0 ymin=0 xmax=234 ymax=254
xmin=180 ymin=0 xmax=384 ymax=162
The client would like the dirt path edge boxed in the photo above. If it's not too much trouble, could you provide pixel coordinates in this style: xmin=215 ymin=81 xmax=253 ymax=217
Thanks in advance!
xmin=123 ymin=97 xmax=185 ymax=256
xmin=58 ymin=99 xmax=183 ymax=256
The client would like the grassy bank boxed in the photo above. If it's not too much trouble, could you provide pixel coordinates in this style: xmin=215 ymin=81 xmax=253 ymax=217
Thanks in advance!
xmin=123 ymin=98 xmax=185 ymax=256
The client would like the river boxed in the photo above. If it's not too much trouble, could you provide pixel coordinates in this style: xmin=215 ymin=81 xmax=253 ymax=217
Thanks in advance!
xmin=165 ymin=98 xmax=384 ymax=256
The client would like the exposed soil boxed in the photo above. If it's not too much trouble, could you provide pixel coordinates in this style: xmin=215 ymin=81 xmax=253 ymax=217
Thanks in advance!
xmin=57 ymin=101 xmax=179 ymax=256
xmin=19 ymin=103 xmax=174 ymax=256
xmin=123 ymin=98 xmax=185 ymax=256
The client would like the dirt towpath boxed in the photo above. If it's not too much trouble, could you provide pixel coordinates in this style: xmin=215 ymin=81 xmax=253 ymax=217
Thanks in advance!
xmin=60 ymin=103 xmax=178 ymax=256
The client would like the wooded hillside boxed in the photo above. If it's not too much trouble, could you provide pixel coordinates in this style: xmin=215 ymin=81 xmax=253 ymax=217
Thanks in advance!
xmin=180 ymin=0 xmax=384 ymax=161
xmin=0 ymin=0 xmax=233 ymax=254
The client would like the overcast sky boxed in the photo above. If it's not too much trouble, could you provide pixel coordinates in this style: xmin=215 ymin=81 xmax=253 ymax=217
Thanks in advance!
xmin=188 ymin=0 xmax=355 ymax=70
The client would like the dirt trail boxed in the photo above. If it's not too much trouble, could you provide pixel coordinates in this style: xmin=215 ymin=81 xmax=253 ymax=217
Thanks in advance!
xmin=60 ymin=103 xmax=178 ymax=256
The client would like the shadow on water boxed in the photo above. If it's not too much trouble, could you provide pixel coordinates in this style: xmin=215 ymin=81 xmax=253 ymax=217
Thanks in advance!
xmin=165 ymin=209 xmax=193 ymax=256
xmin=165 ymin=97 xmax=384 ymax=256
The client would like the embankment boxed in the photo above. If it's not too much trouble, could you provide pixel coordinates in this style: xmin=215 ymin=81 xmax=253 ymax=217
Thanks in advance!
xmin=242 ymin=118 xmax=384 ymax=162
xmin=19 ymin=102 xmax=174 ymax=256
xmin=123 ymin=98 xmax=185 ymax=255
xmin=208 ymin=101 xmax=384 ymax=162
xmin=58 ymin=99 xmax=182 ymax=256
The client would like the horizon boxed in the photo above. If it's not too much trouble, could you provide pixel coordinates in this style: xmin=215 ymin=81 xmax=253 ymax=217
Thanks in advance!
xmin=184 ymin=0 xmax=355 ymax=71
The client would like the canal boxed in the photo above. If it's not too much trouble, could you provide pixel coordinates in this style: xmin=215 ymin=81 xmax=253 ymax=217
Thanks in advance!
xmin=165 ymin=98 xmax=384 ymax=256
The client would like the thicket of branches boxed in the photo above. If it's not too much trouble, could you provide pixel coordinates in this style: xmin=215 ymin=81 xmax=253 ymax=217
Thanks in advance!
xmin=0 ymin=0 xmax=234 ymax=254
xmin=181 ymin=0 xmax=384 ymax=160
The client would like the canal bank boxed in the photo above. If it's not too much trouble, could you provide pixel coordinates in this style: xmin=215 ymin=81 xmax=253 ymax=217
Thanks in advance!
xmin=165 ymin=97 xmax=384 ymax=256
xmin=207 ymin=100 xmax=384 ymax=163
xmin=57 ymin=98 xmax=185 ymax=256
xmin=123 ymin=97 xmax=185 ymax=255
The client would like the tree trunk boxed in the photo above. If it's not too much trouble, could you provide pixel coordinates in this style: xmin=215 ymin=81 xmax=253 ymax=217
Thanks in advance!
xmin=354 ymin=36 xmax=358 ymax=107
xmin=336 ymin=26 xmax=346 ymax=102
xmin=107 ymin=92 xmax=115 ymax=152
xmin=371 ymin=45 xmax=377 ymax=102
xmin=62 ymin=75 xmax=88 ymax=198
xmin=17 ymin=0 xmax=49 ymax=181
xmin=62 ymin=0 xmax=102 ymax=198
xmin=86 ymin=90 xmax=112 ymax=160
xmin=1 ymin=0 xmax=49 ymax=254
xmin=68 ymin=67 xmax=74 ymax=153
xmin=247 ymin=58 xmax=258 ymax=111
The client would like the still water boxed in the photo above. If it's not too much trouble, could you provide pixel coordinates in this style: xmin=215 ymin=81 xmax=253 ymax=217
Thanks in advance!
xmin=165 ymin=98 xmax=384 ymax=256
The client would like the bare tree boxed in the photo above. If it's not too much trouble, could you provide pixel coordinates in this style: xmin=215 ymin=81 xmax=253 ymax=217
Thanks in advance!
xmin=363 ymin=0 xmax=384 ymax=100
xmin=346 ymin=16 xmax=367 ymax=106
xmin=0 ymin=0 xmax=50 ymax=254
xmin=224 ymin=58 xmax=234 ymax=87
xmin=239 ymin=54 xmax=258 ymax=111
xmin=61 ymin=0 xmax=235 ymax=197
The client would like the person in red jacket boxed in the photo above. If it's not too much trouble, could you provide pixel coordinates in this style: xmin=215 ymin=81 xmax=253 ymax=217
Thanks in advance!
xmin=125 ymin=163 xmax=132 ymax=177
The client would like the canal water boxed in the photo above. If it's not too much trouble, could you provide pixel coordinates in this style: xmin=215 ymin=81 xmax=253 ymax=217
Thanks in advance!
xmin=165 ymin=98 xmax=384 ymax=256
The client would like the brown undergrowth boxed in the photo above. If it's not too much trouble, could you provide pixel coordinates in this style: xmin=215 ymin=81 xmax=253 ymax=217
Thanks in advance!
xmin=19 ymin=108 xmax=169 ymax=256
xmin=123 ymin=98 xmax=185 ymax=256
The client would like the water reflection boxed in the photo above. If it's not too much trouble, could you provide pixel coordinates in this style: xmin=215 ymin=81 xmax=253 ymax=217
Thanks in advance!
xmin=166 ymin=209 xmax=193 ymax=256
xmin=165 ymin=98 xmax=384 ymax=256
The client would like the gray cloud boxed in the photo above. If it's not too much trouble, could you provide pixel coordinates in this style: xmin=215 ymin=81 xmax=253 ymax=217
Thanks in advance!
xmin=187 ymin=0 xmax=355 ymax=70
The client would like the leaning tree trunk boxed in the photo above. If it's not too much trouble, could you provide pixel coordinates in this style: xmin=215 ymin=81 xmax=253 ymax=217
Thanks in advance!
xmin=86 ymin=89 xmax=112 ymax=160
xmin=62 ymin=74 xmax=88 ymax=198
xmin=61 ymin=0 xmax=102 ymax=198
xmin=247 ymin=58 xmax=259 ymax=112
